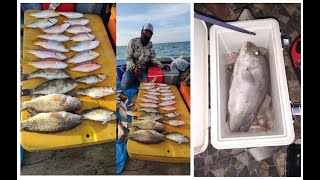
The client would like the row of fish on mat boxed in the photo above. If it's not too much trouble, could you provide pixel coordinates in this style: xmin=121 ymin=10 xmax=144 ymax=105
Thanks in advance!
xmin=20 ymin=10 xmax=116 ymax=134
xmin=118 ymin=83 xmax=190 ymax=144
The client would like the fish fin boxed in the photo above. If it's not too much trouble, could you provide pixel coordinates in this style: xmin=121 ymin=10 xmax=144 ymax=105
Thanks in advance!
xmin=241 ymin=69 xmax=255 ymax=84
xmin=21 ymin=89 xmax=34 ymax=96
xmin=240 ymin=114 xmax=256 ymax=131
xmin=121 ymin=133 xmax=130 ymax=141
xmin=21 ymin=74 xmax=29 ymax=81
xmin=226 ymin=52 xmax=239 ymax=64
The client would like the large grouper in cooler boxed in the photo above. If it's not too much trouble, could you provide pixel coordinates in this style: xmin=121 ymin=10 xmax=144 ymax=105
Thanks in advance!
xmin=228 ymin=41 xmax=270 ymax=132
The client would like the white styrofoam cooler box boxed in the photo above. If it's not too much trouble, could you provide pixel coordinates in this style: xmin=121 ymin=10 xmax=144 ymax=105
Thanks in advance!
xmin=193 ymin=18 xmax=295 ymax=154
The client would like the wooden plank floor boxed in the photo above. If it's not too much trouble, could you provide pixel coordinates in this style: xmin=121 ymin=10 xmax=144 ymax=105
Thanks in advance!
xmin=21 ymin=142 xmax=115 ymax=175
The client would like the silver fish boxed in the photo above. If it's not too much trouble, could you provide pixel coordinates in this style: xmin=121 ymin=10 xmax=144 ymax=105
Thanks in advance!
xmin=74 ymin=73 xmax=107 ymax=85
xmin=80 ymin=107 xmax=116 ymax=124
xmin=141 ymin=85 xmax=155 ymax=90
xmin=145 ymin=91 xmax=160 ymax=96
xmin=30 ymin=10 xmax=59 ymax=18
xmin=160 ymin=105 xmax=176 ymax=111
xmin=143 ymin=94 xmax=159 ymax=100
xmin=161 ymin=93 xmax=173 ymax=96
xmin=34 ymin=41 xmax=69 ymax=52
xmin=73 ymin=86 xmax=115 ymax=99
xmin=160 ymin=95 xmax=175 ymax=101
xmin=26 ymin=18 xmax=58 ymax=29
xmin=66 ymin=26 xmax=92 ymax=34
xmin=69 ymin=40 xmax=100 ymax=52
xmin=128 ymin=120 xmax=164 ymax=132
xmin=28 ymin=59 xmax=68 ymax=69
xmin=159 ymin=86 xmax=170 ymax=90
xmin=159 ymin=100 xmax=176 ymax=106
xmin=162 ymin=120 xmax=186 ymax=127
xmin=71 ymin=33 xmax=95 ymax=42
xmin=21 ymin=112 xmax=81 ymax=133
xmin=147 ymin=87 xmax=160 ymax=92
xmin=163 ymin=112 xmax=180 ymax=118
xmin=59 ymin=12 xmax=83 ymax=19
xmin=67 ymin=50 xmax=100 ymax=64
xmin=21 ymin=94 xmax=81 ymax=113
xmin=159 ymin=89 xmax=171 ymax=93
xmin=21 ymin=69 xmax=70 ymax=80
xmin=37 ymin=34 xmax=70 ymax=42
xmin=165 ymin=133 xmax=189 ymax=144
xmin=156 ymin=83 xmax=168 ymax=86
xmin=135 ymin=112 xmax=163 ymax=121
xmin=139 ymin=97 xmax=158 ymax=103
xmin=42 ymin=23 xmax=71 ymax=34
xmin=137 ymin=107 xmax=159 ymax=113
xmin=64 ymin=18 xmax=89 ymax=26
xmin=138 ymin=103 xmax=158 ymax=108
xmin=28 ymin=49 xmax=67 ymax=60
xmin=22 ymin=79 xmax=77 ymax=96
xmin=228 ymin=41 xmax=269 ymax=132
xmin=70 ymin=61 xmax=101 ymax=72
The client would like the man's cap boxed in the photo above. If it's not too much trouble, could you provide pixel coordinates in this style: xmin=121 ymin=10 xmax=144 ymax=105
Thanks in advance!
xmin=142 ymin=23 xmax=153 ymax=33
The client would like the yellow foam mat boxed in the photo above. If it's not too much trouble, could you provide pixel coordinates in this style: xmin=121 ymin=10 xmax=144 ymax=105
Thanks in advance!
xmin=127 ymin=83 xmax=190 ymax=163
xmin=20 ymin=10 xmax=116 ymax=151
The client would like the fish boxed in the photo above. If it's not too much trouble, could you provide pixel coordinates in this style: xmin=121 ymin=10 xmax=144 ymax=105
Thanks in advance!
xmin=165 ymin=133 xmax=189 ymax=144
xmin=145 ymin=91 xmax=160 ymax=96
xmin=69 ymin=40 xmax=99 ymax=52
xmin=228 ymin=41 xmax=269 ymax=132
xmin=137 ymin=107 xmax=159 ymax=113
xmin=139 ymin=98 xmax=158 ymax=103
xmin=128 ymin=120 xmax=164 ymax=132
xmin=70 ymin=61 xmax=101 ymax=72
xmin=66 ymin=26 xmax=92 ymax=34
xmin=72 ymin=86 xmax=115 ymax=99
xmin=124 ymin=130 xmax=165 ymax=144
xmin=160 ymin=93 xmax=173 ymax=96
xmin=27 ymin=59 xmax=68 ymax=69
xmin=28 ymin=49 xmax=67 ymax=60
xmin=80 ymin=107 xmax=116 ymax=124
xmin=59 ymin=12 xmax=83 ymax=18
xmin=21 ymin=111 xmax=81 ymax=133
xmin=34 ymin=41 xmax=69 ymax=52
xmin=22 ymin=79 xmax=77 ymax=96
xmin=156 ymin=83 xmax=168 ymax=86
xmin=71 ymin=33 xmax=95 ymax=42
xmin=134 ymin=112 xmax=163 ymax=121
xmin=126 ymin=111 xmax=134 ymax=116
xmin=21 ymin=94 xmax=81 ymax=113
xmin=118 ymin=101 xmax=127 ymax=112
xmin=41 ymin=23 xmax=71 ymax=34
xmin=64 ymin=18 xmax=89 ymax=26
xmin=143 ymin=94 xmax=158 ymax=100
xmin=26 ymin=18 xmax=58 ymax=29
xmin=159 ymin=86 xmax=170 ymax=90
xmin=143 ymin=82 xmax=156 ymax=86
xmin=138 ymin=103 xmax=158 ymax=108
xmin=160 ymin=95 xmax=175 ymax=101
xmin=160 ymin=105 xmax=176 ymax=111
xmin=159 ymin=100 xmax=176 ymax=106
xmin=162 ymin=120 xmax=186 ymax=127
xmin=30 ymin=10 xmax=60 ymax=18
xmin=141 ymin=85 xmax=155 ymax=90
xmin=37 ymin=33 xmax=70 ymax=42
xmin=163 ymin=112 xmax=180 ymax=118
xmin=159 ymin=89 xmax=171 ymax=93
xmin=147 ymin=87 xmax=160 ymax=92
xmin=119 ymin=106 xmax=127 ymax=120
xmin=21 ymin=69 xmax=70 ymax=80
xmin=74 ymin=73 xmax=107 ymax=85
xmin=67 ymin=50 xmax=100 ymax=64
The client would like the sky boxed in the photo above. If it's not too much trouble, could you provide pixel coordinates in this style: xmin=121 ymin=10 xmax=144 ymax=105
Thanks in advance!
xmin=117 ymin=3 xmax=190 ymax=46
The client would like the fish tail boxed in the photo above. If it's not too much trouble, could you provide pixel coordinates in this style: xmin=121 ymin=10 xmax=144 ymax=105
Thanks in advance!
xmin=20 ymin=121 xmax=26 ymax=131
xmin=21 ymin=89 xmax=34 ymax=96
xmin=21 ymin=102 xmax=27 ymax=111
xmin=21 ymin=74 xmax=29 ymax=81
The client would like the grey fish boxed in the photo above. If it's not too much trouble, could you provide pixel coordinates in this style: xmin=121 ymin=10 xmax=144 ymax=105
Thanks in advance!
xmin=21 ymin=94 xmax=81 ymax=113
xmin=165 ymin=133 xmax=189 ymax=144
xmin=22 ymin=79 xmax=77 ymax=96
xmin=124 ymin=130 xmax=165 ymax=144
xmin=26 ymin=18 xmax=58 ymax=29
xmin=74 ymin=73 xmax=107 ymax=85
xmin=163 ymin=112 xmax=180 ymax=118
xmin=137 ymin=107 xmax=159 ymax=113
xmin=228 ymin=41 xmax=269 ymax=132
xmin=21 ymin=111 xmax=81 ymax=133
xmin=128 ymin=120 xmax=164 ymax=132
xmin=162 ymin=120 xmax=186 ymax=127
xmin=134 ymin=112 xmax=163 ymax=121
xmin=72 ymin=86 xmax=115 ymax=99
xmin=21 ymin=69 xmax=70 ymax=81
xmin=80 ymin=107 xmax=116 ymax=124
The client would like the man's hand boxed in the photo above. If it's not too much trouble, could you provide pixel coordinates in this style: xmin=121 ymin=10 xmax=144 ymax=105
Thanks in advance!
xmin=163 ymin=64 xmax=171 ymax=71
xmin=134 ymin=67 xmax=141 ymax=76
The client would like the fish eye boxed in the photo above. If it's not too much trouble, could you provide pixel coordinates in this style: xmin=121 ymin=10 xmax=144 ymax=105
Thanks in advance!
xmin=254 ymin=51 xmax=259 ymax=56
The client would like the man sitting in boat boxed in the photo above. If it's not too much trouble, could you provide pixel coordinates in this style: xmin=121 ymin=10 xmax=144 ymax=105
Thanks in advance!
xmin=121 ymin=23 xmax=170 ymax=90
